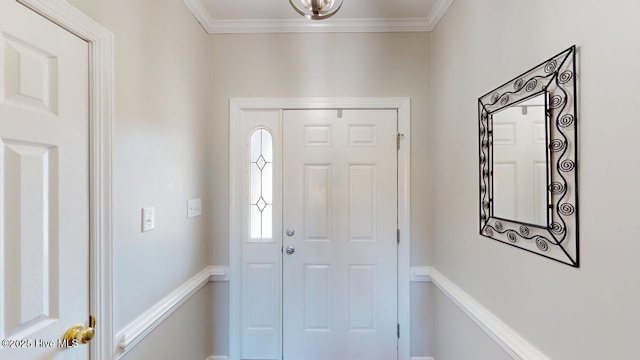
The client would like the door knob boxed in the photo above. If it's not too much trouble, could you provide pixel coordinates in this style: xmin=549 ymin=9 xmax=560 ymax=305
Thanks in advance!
xmin=286 ymin=245 xmax=295 ymax=255
xmin=64 ymin=316 xmax=96 ymax=345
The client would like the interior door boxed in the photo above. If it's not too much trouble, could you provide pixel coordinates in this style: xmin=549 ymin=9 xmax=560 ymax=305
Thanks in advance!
xmin=0 ymin=0 xmax=91 ymax=358
xmin=283 ymin=109 xmax=398 ymax=360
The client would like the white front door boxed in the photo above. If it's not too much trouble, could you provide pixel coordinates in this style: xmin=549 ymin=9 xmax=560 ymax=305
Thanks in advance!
xmin=0 ymin=0 xmax=91 ymax=358
xmin=283 ymin=109 xmax=398 ymax=360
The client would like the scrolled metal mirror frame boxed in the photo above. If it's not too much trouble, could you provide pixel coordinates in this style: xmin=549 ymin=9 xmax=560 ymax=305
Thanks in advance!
xmin=478 ymin=46 xmax=579 ymax=267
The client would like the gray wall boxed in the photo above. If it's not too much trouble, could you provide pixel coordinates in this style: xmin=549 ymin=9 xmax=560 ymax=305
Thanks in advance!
xmin=207 ymin=32 xmax=433 ymax=357
xmin=411 ymin=282 xmax=435 ymax=356
xmin=122 ymin=284 xmax=212 ymax=360
xmin=65 ymin=0 xmax=212 ymax=357
xmin=429 ymin=0 xmax=640 ymax=359
xmin=434 ymin=289 xmax=512 ymax=360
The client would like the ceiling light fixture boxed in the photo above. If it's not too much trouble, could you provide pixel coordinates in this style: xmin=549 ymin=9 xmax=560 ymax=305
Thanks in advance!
xmin=289 ymin=0 xmax=343 ymax=20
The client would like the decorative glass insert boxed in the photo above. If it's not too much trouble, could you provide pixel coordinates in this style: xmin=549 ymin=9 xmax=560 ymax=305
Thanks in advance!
xmin=250 ymin=128 xmax=273 ymax=239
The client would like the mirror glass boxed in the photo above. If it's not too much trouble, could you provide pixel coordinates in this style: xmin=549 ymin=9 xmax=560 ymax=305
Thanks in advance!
xmin=492 ymin=93 xmax=549 ymax=227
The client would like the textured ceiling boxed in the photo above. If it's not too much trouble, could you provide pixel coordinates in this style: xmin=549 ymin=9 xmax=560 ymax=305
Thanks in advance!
xmin=199 ymin=0 xmax=439 ymax=20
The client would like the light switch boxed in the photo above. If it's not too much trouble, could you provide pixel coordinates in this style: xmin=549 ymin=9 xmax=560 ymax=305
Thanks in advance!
xmin=142 ymin=207 xmax=155 ymax=232
xmin=187 ymin=199 xmax=202 ymax=218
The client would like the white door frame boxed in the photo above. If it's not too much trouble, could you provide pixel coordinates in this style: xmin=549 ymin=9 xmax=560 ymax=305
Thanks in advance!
xmin=14 ymin=1 xmax=114 ymax=359
xmin=229 ymin=98 xmax=411 ymax=360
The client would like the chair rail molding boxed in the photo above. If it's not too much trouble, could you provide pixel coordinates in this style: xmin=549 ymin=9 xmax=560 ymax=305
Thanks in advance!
xmin=410 ymin=266 xmax=550 ymax=360
xmin=116 ymin=266 xmax=229 ymax=359
xmin=15 ymin=1 xmax=115 ymax=359
xmin=183 ymin=0 xmax=452 ymax=33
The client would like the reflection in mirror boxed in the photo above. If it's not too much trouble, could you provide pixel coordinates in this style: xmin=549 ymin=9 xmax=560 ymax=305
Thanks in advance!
xmin=492 ymin=94 xmax=548 ymax=227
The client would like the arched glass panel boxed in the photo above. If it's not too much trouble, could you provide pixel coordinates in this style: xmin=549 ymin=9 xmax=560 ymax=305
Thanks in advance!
xmin=250 ymin=128 xmax=273 ymax=239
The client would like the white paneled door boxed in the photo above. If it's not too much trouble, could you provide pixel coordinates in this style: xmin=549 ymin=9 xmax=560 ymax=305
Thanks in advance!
xmin=0 ymin=1 xmax=91 ymax=359
xmin=283 ymin=110 xmax=398 ymax=360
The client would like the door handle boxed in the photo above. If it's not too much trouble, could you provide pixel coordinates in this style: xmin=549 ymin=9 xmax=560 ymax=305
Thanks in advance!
xmin=63 ymin=316 xmax=96 ymax=345
xmin=285 ymin=245 xmax=295 ymax=255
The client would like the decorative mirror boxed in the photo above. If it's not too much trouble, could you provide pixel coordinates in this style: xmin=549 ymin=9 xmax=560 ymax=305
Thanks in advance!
xmin=478 ymin=46 xmax=579 ymax=267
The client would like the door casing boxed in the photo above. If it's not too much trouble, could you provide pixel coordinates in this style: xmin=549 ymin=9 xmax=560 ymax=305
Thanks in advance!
xmin=229 ymin=98 xmax=411 ymax=360
xmin=15 ymin=1 xmax=115 ymax=359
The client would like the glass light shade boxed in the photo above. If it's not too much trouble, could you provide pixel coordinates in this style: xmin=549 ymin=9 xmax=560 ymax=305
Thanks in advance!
xmin=289 ymin=0 xmax=343 ymax=20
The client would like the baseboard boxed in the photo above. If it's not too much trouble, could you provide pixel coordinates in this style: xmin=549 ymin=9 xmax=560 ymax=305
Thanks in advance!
xmin=115 ymin=266 xmax=229 ymax=358
xmin=410 ymin=266 xmax=550 ymax=360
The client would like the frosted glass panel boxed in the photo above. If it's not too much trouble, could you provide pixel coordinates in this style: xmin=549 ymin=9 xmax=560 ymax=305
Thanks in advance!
xmin=250 ymin=163 xmax=261 ymax=204
xmin=262 ymin=163 xmax=273 ymax=204
xmin=250 ymin=130 xmax=261 ymax=162
xmin=262 ymin=205 xmax=272 ymax=238
xmin=250 ymin=206 xmax=262 ymax=239
xmin=262 ymin=130 xmax=273 ymax=162
xmin=250 ymin=129 xmax=273 ymax=239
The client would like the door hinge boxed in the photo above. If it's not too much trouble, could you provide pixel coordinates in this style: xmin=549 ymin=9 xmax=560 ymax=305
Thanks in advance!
xmin=397 ymin=229 xmax=400 ymax=244
xmin=397 ymin=323 xmax=400 ymax=338
xmin=397 ymin=133 xmax=404 ymax=150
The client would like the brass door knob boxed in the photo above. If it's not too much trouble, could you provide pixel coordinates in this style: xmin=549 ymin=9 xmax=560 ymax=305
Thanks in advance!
xmin=63 ymin=316 xmax=96 ymax=345
xmin=78 ymin=327 xmax=95 ymax=343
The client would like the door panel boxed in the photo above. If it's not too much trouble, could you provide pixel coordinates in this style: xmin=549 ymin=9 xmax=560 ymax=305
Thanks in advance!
xmin=283 ymin=109 xmax=397 ymax=360
xmin=2 ymin=141 xmax=59 ymax=337
xmin=348 ymin=264 xmax=376 ymax=331
xmin=349 ymin=164 xmax=376 ymax=242
xmin=244 ymin=263 xmax=276 ymax=330
xmin=0 ymin=0 xmax=90 ymax=358
xmin=303 ymin=164 xmax=331 ymax=241
xmin=303 ymin=264 xmax=331 ymax=331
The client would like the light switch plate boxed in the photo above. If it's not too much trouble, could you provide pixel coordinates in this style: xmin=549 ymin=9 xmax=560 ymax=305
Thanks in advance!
xmin=142 ymin=207 xmax=155 ymax=232
xmin=187 ymin=199 xmax=201 ymax=218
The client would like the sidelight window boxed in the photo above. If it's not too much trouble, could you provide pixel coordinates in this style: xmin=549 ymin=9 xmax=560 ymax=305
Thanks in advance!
xmin=249 ymin=128 xmax=273 ymax=239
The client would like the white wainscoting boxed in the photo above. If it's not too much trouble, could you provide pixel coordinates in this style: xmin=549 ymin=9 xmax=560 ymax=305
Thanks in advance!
xmin=115 ymin=266 xmax=229 ymax=358
xmin=410 ymin=267 xmax=550 ymax=360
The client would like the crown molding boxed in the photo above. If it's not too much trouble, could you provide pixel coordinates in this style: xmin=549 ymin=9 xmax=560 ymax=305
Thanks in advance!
xmin=426 ymin=0 xmax=454 ymax=31
xmin=183 ymin=0 xmax=453 ymax=33
xmin=205 ymin=18 xmax=430 ymax=34
xmin=183 ymin=0 xmax=213 ymax=32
